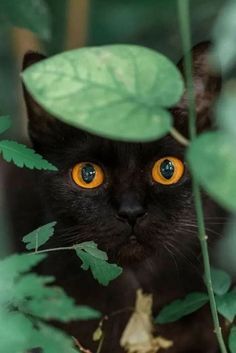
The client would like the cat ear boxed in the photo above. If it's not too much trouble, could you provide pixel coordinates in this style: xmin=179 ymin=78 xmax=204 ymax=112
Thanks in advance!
xmin=23 ymin=52 xmax=65 ymax=152
xmin=172 ymin=42 xmax=221 ymax=135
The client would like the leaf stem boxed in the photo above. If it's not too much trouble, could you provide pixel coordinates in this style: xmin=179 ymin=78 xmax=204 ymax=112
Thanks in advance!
xmin=177 ymin=1 xmax=227 ymax=352
xmin=33 ymin=245 xmax=76 ymax=255
xmin=170 ymin=127 xmax=189 ymax=146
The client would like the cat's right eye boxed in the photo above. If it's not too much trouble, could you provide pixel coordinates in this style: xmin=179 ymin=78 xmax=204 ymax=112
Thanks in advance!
xmin=71 ymin=162 xmax=105 ymax=189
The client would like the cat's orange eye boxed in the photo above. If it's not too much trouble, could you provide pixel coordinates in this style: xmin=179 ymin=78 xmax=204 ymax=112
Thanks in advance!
xmin=152 ymin=157 xmax=184 ymax=185
xmin=72 ymin=162 xmax=105 ymax=189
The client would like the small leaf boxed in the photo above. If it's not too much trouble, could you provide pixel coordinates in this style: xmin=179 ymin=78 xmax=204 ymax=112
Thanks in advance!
xmin=187 ymin=131 xmax=236 ymax=211
xmin=0 ymin=116 xmax=11 ymax=134
xmin=22 ymin=45 xmax=184 ymax=142
xmin=0 ymin=140 xmax=58 ymax=171
xmin=229 ymin=326 xmax=236 ymax=353
xmin=155 ymin=292 xmax=209 ymax=324
xmin=216 ymin=291 xmax=236 ymax=322
xmin=210 ymin=267 xmax=231 ymax=296
xmin=0 ymin=0 xmax=51 ymax=40
xmin=77 ymin=241 xmax=108 ymax=260
xmin=75 ymin=246 xmax=122 ymax=286
xmin=22 ymin=221 xmax=57 ymax=250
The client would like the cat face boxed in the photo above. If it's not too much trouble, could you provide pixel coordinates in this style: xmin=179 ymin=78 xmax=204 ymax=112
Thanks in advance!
xmin=23 ymin=43 xmax=222 ymax=264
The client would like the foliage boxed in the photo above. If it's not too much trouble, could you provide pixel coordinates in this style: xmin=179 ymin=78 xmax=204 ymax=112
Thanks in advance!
xmin=22 ymin=45 xmax=184 ymax=142
xmin=187 ymin=131 xmax=236 ymax=211
xmin=155 ymin=292 xmax=209 ymax=324
xmin=22 ymin=221 xmax=57 ymax=251
xmin=0 ymin=253 xmax=100 ymax=353
xmin=229 ymin=326 xmax=236 ymax=353
xmin=22 ymin=223 xmax=123 ymax=286
xmin=0 ymin=116 xmax=57 ymax=171
xmin=0 ymin=0 xmax=51 ymax=40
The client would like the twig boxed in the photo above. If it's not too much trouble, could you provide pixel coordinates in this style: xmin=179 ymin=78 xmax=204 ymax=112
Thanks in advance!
xmin=177 ymin=1 xmax=228 ymax=352
xmin=170 ymin=127 xmax=189 ymax=146
xmin=73 ymin=337 xmax=93 ymax=353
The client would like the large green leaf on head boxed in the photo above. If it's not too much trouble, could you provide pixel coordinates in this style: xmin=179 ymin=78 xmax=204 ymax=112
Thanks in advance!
xmin=22 ymin=45 xmax=184 ymax=142
xmin=0 ymin=0 xmax=51 ymax=41
xmin=187 ymin=131 xmax=236 ymax=211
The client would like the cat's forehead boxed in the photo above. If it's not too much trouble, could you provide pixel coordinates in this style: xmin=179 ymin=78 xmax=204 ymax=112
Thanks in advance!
xmin=71 ymin=130 xmax=185 ymax=165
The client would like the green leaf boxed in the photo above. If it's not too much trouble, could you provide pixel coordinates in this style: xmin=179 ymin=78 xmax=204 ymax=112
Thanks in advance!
xmin=210 ymin=267 xmax=231 ymax=296
xmin=187 ymin=131 xmax=236 ymax=211
xmin=216 ymin=86 xmax=236 ymax=138
xmin=212 ymin=0 xmax=236 ymax=72
xmin=22 ymin=221 xmax=57 ymax=250
xmin=216 ymin=291 xmax=236 ymax=322
xmin=0 ymin=116 xmax=11 ymax=134
xmin=0 ymin=140 xmax=58 ymax=171
xmin=75 ymin=246 xmax=122 ymax=286
xmin=77 ymin=241 xmax=108 ymax=260
xmin=155 ymin=292 xmax=209 ymax=324
xmin=229 ymin=326 xmax=236 ymax=353
xmin=0 ymin=0 xmax=51 ymax=41
xmin=22 ymin=44 xmax=184 ymax=142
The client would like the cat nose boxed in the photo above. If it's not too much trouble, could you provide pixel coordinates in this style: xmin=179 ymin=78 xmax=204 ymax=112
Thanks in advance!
xmin=118 ymin=202 xmax=146 ymax=225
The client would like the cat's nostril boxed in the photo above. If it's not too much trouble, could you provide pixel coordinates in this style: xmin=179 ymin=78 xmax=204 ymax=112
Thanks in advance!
xmin=117 ymin=204 xmax=146 ymax=225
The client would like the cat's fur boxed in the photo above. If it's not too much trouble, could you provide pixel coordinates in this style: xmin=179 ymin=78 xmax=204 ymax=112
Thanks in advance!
xmin=7 ymin=43 xmax=226 ymax=352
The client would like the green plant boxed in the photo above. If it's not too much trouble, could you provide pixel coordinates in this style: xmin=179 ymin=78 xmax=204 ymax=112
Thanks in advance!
xmin=2 ymin=0 xmax=236 ymax=352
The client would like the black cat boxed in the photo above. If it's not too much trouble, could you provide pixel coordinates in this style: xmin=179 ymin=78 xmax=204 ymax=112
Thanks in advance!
xmin=6 ymin=42 xmax=226 ymax=353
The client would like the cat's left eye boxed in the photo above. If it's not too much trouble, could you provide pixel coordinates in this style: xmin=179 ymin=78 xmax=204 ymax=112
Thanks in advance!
xmin=71 ymin=162 xmax=105 ymax=189
xmin=152 ymin=156 xmax=184 ymax=185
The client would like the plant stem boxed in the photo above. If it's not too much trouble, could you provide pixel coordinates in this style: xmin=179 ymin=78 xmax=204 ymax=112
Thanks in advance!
xmin=177 ymin=1 xmax=227 ymax=352
xmin=170 ymin=127 xmax=189 ymax=146
xmin=32 ymin=245 xmax=76 ymax=255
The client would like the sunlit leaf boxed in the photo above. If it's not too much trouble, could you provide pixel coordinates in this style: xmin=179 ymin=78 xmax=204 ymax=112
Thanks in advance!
xmin=210 ymin=267 xmax=231 ymax=296
xmin=216 ymin=291 xmax=236 ymax=322
xmin=0 ymin=0 xmax=51 ymax=40
xmin=75 ymin=245 xmax=122 ymax=286
xmin=155 ymin=292 xmax=209 ymax=324
xmin=22 ymin=221 xmax=57 ymax=250
xmin=0 ymin=116 xmax=11 ymax=134
xmin=187 ymin=131 xmax=236 ymax=211
xmin=0 ymin=140 xmax=58 ymax=171
xmin=22 ymin=45 xmax=184 ymax=142
xmin=229 ymin=326 xmax=236 ymax=353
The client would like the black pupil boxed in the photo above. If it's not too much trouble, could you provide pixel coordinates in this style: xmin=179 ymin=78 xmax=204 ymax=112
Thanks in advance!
xmin=81 ymin=164 xmax=96 ymax=183
xmin=160 ymin=159 xmax=175 ymax=180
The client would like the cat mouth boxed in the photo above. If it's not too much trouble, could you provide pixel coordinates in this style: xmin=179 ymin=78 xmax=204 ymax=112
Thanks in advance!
xmin=116 ymin=233 xmax=153 ymax=264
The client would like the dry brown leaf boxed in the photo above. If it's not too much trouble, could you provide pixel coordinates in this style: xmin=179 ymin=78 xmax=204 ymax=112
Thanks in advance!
xmin=120 ymin=289 xmax=173 ymax=353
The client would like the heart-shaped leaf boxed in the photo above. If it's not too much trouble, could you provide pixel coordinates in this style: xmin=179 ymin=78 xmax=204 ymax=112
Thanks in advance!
xmin=187 ymin=131 xmax=236 ymax=211
xmin=22 ymin=45 xmax=184 ymax=142
xmin=155 ymin=292 xmax=209 ymax=324
xmin=216 ymin=291 xmax=236 ymax=322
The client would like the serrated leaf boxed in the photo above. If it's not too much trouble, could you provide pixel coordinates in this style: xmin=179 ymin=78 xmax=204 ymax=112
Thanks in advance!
xmin=216 ymin=291 xmax=236 ymax=322
xmin=0 ymin=116 xmax=11 ymax=134
xmin=229 ymin=326 xmax=236 ymax=353
xmin=22 ymin=286 xmax=101 ymax=322
xmin=22 ymin=45 xmax=184 ymax=142
xmin=77 ymin=241 xmax=108 ymax=260
xmin=29 ymin=323 xmax=78 ymax=353
xmin=210 ymin=267 xmax=231 ymax=296
xmin=187 ymin=131 xmax=236 ymax=211
xmin=75 ymin=247 xmax=122 ymax=286
xmin=155 ymin=292 xmax=209 ymax=324
xmin=0 ymin=0 xmax=51 ymax=41
xmin=0 ymin=140 xmax=58 ymax=171
xmin=22 ymin=221 xmax=57 ymax=251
